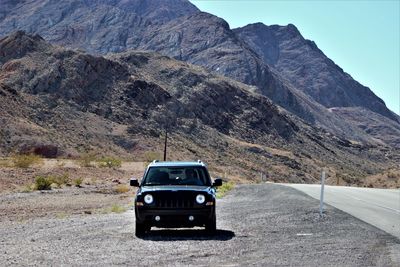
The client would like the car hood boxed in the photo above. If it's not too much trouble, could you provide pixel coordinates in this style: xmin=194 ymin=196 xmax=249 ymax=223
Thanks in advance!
xmin=140 ymin=185 xmax=211 ymax=193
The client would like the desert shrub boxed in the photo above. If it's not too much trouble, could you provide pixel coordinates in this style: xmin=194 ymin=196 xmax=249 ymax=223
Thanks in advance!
xmin=56 ymin=160 xmax=66 ymax=168
xmin=89 ymin=177 xmax=97 ymax=185
xmin=33 ymin=174 xmax=70 ymax=189
xmin=387 ymin=170 xmax=400 ymax=179
xmin=114 ymin=184 xmax=130 ymax=194
xmin=21 ymin=184 xmax=35 ymax=193
xmin=78 ymin=153 xmax=96 ymax=167
xmin=74 ymin=177 xmax=83 ymax=187
xmin=34 ymin=176 xmax=52 ymax=190
xmin=0 ymin=158 xmax=12 ymax=168
xmin=51 ymin=173 xmax=70 ymax=187
xmin=216 ymin=181 xmax=235 ymax=198
xmin=110 ymin=204 xmax=126 ymax=213
xmin=12 ymin=154 xmax=43 ymax=168
xmin=56 ymin=212 xmax=68 ymax=219
xmin=97 ymin=157 xmax=122 ymax=168
xmin=143 ymin=151 xmax=161 ymax=166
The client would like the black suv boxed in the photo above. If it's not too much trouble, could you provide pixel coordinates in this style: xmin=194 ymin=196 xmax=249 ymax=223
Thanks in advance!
xmin=130 ymin=160 xmax=222 ymax=236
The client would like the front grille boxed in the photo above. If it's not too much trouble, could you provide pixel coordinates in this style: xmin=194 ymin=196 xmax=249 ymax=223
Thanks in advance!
xmin=153 ymin=192 xmax=196 ymax=208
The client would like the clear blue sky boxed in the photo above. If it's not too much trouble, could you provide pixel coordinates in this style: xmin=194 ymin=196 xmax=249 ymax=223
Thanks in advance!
xmin=190 ymin=0 xmax=400 ymax=115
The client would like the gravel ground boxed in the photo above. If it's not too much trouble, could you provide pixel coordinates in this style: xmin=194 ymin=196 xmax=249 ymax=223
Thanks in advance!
xmin=1 ymin=184 xmax=399 ymax=266
xmin=0 ymin=187 xmax=133 ymax=222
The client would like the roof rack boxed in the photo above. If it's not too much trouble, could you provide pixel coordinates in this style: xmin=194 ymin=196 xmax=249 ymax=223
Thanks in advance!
xmin=152 ymin=160 xmax=159 ymax=164
xmin=197 ymin=160 xmax=202 ymax=163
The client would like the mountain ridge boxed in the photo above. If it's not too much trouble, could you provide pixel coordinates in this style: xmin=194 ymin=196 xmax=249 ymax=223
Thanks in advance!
xmin=0 ymin=1 xmax=399 ymax=186
xmin=2 ymin=0 xmax=398 ymax=151
xmin=234 ymin=22 xmax=398 ymax=122
xmin=1 ymin=31 xmax=398 ymax=185
xmin=0 ymin=0 xmax=397 ymax=131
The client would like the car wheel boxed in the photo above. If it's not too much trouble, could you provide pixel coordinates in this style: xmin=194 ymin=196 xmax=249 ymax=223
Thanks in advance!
xmin=135 ymin=221 xmax=149 ymax=237
xmin=205 ymin=216 xmax=216 ymax=233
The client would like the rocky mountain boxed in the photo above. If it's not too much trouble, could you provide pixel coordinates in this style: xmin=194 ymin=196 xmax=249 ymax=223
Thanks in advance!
xmin=329 ymin=107 xmax=400 ymax=148
xmin=1 ymin=32 xmax=398 ymax=185
xmin=234 ymin=23 xmax=399 ymax=122
xmin=0 ymin=0 xmax=398 ymax=150
xmin=0 ymin=0 xmax=198 ymax=53
xmin=0 ymin=1 xmax=309 ymax=121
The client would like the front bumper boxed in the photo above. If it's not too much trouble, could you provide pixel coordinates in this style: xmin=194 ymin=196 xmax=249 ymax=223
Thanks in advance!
xmin=135 ymin=207 xmax=215 ymax=228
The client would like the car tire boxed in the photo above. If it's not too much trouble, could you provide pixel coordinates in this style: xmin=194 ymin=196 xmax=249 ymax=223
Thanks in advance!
xmin=205 ymin=216 xmax=216 ymax=233
xmin=135 ymin=221 xmax=149 ymax=237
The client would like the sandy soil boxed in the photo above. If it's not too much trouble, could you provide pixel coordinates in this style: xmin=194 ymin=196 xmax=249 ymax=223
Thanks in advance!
xmin=0 ymin=159 xmax=147 ymax=222
xmin=1 ymin=184 xmax=398 ymax=266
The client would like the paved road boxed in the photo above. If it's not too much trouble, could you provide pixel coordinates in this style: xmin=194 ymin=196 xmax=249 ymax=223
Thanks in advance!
xmin=283 ymin=184 xmax=400 ymax=239
xmin=1 ymin=184 xmax=399 ymax=266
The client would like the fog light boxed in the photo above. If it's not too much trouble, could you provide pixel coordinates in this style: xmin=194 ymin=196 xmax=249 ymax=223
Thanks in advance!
xmin=188 ymin=215 xmax=194 ymax=221
xmin=155 ymin=216 xmax=160 ymax=221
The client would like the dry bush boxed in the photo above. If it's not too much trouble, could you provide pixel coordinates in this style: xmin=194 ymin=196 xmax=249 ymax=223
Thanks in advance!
xmin=143 ymin=151 xmax=161 ymax=167
xmin=97 ymin=157 xmax=122 ymax=168
xmin=21 ymin=184 xmax=35 ymax=193
xmin=110 ymin=204 xmax=126 ymax=213
xmin=34 ymin=176 xmax=53 ymax=190
xmin=12 ymin=154 xmax=43 ymax=168
xmin=51 ymin=173 xmax=71 ymax=187
xmin=216 ymin=181 xmax=235 ymax=198
xmin=33 ymin=174 xmax=71 ymax=190
xmin=114 ymin=184 xmax=130 ymax=194
xmin=0 ymin=158 xmax=12 ymax=167
xmin=387 ymin=170 xmax=400 ymax=179
xmin=74 ymin=177 xmax=83 ymax=187
xmin=78 ymin=153 xmax=96 ymax=167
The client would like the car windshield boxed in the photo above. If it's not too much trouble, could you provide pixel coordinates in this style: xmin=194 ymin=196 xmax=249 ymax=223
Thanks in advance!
xmin=143 ymin=166 xmax=211 ymax=186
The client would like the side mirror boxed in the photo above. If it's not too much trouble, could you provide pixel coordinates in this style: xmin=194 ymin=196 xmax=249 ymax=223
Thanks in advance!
xmin=212 ymin=178 xmax=222 ymax=187
xmin=130 ymin=178 xmax=139 ymax=187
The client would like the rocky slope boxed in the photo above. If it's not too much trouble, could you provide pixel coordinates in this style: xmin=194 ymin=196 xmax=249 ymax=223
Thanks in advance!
xmin=0 ymin=1 xmax=309 ymax=122
xmin=0 ymin=0 xmax=198 ymax=54
xmin=234 ymin=23 xmax=399 ymax=122
xmin=1 ymin=32 xmax=398 ymax=185
xmin=329 ymin=107 xmax=400 ymax=148
xmin=0 ymin=0 xmax=398 ymax=150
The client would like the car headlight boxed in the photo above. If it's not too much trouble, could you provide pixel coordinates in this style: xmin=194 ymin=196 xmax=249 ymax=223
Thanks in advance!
xmin=196 ymin=194 xmax=205 ymax=204
xmin=144 ymin=194 xmax=154 ymax=204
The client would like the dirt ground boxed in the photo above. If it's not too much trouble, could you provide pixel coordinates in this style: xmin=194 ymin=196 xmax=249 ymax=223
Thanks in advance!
xmin=0 ymin=159 xmax=146 ymax=221
xmin=0 ymin=159 xmax=144 ymax=192
xmin=0 ymin=158 xmax=235 ymax=222
xmin=1 ymin=184 xmax=399 ymax=266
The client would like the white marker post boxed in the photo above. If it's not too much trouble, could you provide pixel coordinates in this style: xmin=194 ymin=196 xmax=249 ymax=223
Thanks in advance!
xmin=319 ymin=170 xmax=326 ymax=217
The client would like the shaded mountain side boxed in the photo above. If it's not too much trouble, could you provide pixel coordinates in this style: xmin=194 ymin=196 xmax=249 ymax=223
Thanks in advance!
xmin=134 ymin=12 xmax=386 ymax=144
xmin=0 ymin=0 xmax=198 ymax=54
xmin=329 ymin=107 xmax=400 ymax=149
xmin=234 ymin=23 xmax=399 ymax=123
xmin=0 ymin=2 xmax=315 ymax=124
xmin=1 ymin=32 xmax=398 ymax=185
xmin=136 ymin=12 xmax=314 ymax=118
xmin=0 ymin=0 xmax=398 ymax=150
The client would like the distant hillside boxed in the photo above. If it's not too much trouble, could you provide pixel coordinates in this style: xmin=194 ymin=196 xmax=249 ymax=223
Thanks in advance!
xmin=0 ymin=0 xmax=398 ymax=150
xmin=1 ymin=32 xmax=398 ymax=185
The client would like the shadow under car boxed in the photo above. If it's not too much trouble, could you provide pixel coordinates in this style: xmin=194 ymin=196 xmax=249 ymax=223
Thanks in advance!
xmin=138 ymin=229 xmax=235 ymax=241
